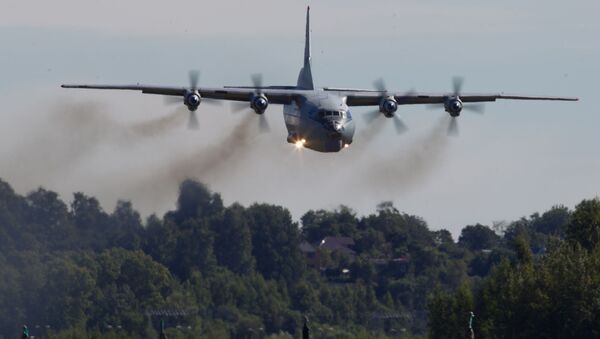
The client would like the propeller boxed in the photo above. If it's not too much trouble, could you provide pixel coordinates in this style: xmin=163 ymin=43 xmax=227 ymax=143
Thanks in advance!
xmin=447 ymin=117 xmax=459 ymax=136
xmin=363 ymin=78 xmax=408 ymax=134
xmin=251 ymin=73 xmax=270 ymax=132
xmin=251 ymin=73 xmax=263 ymax=89
xmin=452 ymin=76 xmax=463 ymax=96
xmin=162 ymin=70 xmax=222 ymax=130
xmin=373 ymin=78 xmax=386 ymax=92
xmin=451 ymin=76 xmax=485 ymax=114
xmin=393 ymin=115 xmax=408 ymax=134
xmin=426 ymin=76 xmax=486 ymax=136
xmin=229 ymin=73 xmax=270 ymax=133
xmin=258 ymin=115 xmax=270 ymax=133
xmin=186 ymin=70 xmax=200 ymax=129
xmin=463 ymin=103 xmax=485 ymax=114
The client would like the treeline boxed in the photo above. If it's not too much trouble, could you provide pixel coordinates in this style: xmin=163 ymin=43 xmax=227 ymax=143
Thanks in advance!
xmin=0 ymin=178 xmax=598 ymax=338
xmin=428 ymin=199 xmax=600 ymax=339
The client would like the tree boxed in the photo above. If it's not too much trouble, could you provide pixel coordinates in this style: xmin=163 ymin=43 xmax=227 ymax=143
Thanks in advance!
xmin=143 ymin=215 xmax=176 ymax=267
xmin=169 ymin=179 xmax=223 ymax=223
xmin=300 ymin=206 xmax=358 ymax=244
xmin=70 ymin=192 xmax=110 ymax=250
xmin=458 ymin=224 xmax=500 ymax=251
xmin=0 ymin=180 xmax=27 ymax=252
xmin=214 ymin=204 xmax=255 ymax=274
xmin=109 ymin=200 xmax=143 ymax=250
xmin=513 ymin=234 xmax=533 ymax=266
xmin=170 ymin=218 xmax=217 ymax=279
xmin=433 ymin=229 xmax=454 ymax=245
xmin=26 ymin=188 xmax=71 ymax=249
xmin=39 ymin=256 xmax=96 ymax=329
xmin=4 ymin=176 xmax=600 ymax=338
xmin=92 ymin=249 xmax=175 ymax=334
xmin=531 ymin=205 xmax=570 ymax=236
xmin=566 ymin=198 xmax=600 ymax=250
xmin=247 ymin=204 xmax=305 ymax=283
xmin=427 ymin=287 xmax=454 ymax=339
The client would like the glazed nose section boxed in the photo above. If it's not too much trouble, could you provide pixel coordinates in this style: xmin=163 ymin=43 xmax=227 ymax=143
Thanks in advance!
xmin=324 ymin=120 xmax=344 ymax=136
xmin=333 ymin=121 xmax=343 ymax=132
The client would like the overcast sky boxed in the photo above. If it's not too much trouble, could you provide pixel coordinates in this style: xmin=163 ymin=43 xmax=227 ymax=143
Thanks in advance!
xmin=1 ymin=0 xmax=598 ymax=238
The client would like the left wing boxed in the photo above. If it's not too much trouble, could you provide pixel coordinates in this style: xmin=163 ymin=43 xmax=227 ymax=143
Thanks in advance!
xmin=321 ymin=88 xmax=579 ymax=106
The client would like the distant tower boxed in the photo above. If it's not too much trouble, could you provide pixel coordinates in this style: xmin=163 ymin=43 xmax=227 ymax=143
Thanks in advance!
xmin=302 ymin=315 xmax=310 ymax=339
xmin=21 ymin=325 xmax=29 ymax=339
xmin=159 ymin=319 xmax=168 ymax=339
xmin=468 ymin=312 xmax=475 ymax=339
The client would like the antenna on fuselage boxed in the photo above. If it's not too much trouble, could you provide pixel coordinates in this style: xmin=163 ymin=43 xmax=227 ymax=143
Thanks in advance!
xmin=296 ymin=6 xmax=314 ymax=90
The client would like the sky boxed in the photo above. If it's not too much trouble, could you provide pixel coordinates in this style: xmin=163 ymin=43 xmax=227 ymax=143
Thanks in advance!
xmin=0 ymin=0 xmax=598 ymax=238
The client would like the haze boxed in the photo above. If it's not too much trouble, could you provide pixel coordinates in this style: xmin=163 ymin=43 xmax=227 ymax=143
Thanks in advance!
xmin=0 ymin=0 xmax=598 ymax=238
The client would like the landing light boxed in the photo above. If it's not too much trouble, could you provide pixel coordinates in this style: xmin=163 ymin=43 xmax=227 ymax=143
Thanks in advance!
xmin=295 ymin=139 xmax=306 ymax=149
xmin=344 ymin=144 xmax=349 ymax=148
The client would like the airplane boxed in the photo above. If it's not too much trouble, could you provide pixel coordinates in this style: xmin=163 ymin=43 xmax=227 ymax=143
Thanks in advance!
xmin=62 ymin=7 xmax=578 ymax=153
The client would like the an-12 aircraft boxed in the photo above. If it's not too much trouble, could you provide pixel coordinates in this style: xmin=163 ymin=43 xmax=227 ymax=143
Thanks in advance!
xmin=62 ymin=7 xmax=578 ymax=153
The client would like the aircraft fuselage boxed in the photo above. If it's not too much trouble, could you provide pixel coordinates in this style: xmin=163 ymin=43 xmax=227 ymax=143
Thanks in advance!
xmin=283 ymin=91 xmax=355 ymax=152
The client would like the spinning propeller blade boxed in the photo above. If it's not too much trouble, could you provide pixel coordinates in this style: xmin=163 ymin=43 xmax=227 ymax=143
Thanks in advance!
xmin=447 ymin=117 xmax=459 ymax=136
xmin=227 ymin=74 xmax=270 ymax=133
xmin=364 ymin=78 xmax=408 ymax=134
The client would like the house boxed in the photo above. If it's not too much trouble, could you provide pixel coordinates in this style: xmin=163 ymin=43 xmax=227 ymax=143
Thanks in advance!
xmin=319 ymin=236 xmax=356 ymax=257
xmin=299 ymin=236 xmax=357 ymax=270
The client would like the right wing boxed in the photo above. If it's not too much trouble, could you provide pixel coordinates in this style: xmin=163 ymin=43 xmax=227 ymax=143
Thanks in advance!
xmin=60 ymin=84 xmax=299 ymax=105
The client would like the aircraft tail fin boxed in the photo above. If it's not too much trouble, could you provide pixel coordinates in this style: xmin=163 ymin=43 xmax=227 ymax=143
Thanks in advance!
xmin=296 ymin=6 xmax=314 ymax=90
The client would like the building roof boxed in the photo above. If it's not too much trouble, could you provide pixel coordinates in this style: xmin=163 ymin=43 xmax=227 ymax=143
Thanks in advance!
xmin=319 ymin=236 xmax=355 ymax=254
xmin=299 ymin=241 xmax=316 ymax=253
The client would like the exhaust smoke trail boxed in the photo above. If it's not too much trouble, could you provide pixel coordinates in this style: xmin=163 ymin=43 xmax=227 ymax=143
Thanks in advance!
xmin=365 ymin=115 xmax=449 ymax=192
xmin=355 ymin=116 xmax=387 ymax=149
xmin=139 ymin=112 xmax=259 ymax=187
xmin=0 ymin=95 xmax=452 ymax=220
xmin=0 ymin=100 xmax=185 ymax=195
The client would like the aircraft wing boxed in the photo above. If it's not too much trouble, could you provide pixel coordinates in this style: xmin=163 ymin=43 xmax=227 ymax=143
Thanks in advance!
xmin=60 ymin=84 xmax=298 ymax=105
xmin=327 ymin=89 xmax=579 ymax=106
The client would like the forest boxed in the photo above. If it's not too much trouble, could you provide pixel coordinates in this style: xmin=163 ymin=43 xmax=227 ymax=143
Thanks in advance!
xmin=0 ymin=177 xmax=598 ymax=338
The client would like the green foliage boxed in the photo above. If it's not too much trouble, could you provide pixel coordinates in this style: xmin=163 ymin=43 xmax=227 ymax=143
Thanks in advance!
xmin=0 ymin=177 xmax=598 ymax=338
xmin=458 ymin=224 xmax=500 ymax=251
xmin=567 ymin=198 xmax=600 ymax=250
xmin=531 ymin=205 xmax=570 ymax=236
xmin=430 ymin=244 xmax=600 ymax=339
xmin=247 ymin=204 xmax=305 ymax=283
xmin=513 ymin=234 xmax=533 ymax=266
xmin=427 ymin=283 xmax=473 ymax=339
xmin=214 ymin=204 xmax=254 ymax=274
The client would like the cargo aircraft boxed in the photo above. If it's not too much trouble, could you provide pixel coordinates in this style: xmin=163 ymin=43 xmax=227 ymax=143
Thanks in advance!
xmin=62 ymin=7 xmax=578 ymax=153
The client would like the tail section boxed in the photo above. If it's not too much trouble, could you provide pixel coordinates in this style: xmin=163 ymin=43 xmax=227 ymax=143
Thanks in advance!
xmin=297 ymin=6 xmax=314 ymax=90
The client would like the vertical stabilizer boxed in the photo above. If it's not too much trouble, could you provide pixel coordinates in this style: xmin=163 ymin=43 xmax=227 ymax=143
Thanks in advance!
xmin=297 ymin=6 xmax=314 ymax=90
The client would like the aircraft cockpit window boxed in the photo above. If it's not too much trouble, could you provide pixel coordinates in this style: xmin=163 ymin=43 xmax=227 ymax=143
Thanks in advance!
xmin=317 ymin=110 xmax=345 ymax=119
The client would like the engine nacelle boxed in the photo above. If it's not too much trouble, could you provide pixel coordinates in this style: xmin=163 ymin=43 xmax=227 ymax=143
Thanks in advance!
xmin=251 ymin=94 xmax=269 ymax=114
xmin=379 ymin=97 xmax=398 ymax=118
xmin=184 ymin=90 xmax=201 ymax=111
xmin=445 ymin=97 xmax=463 ymax=117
